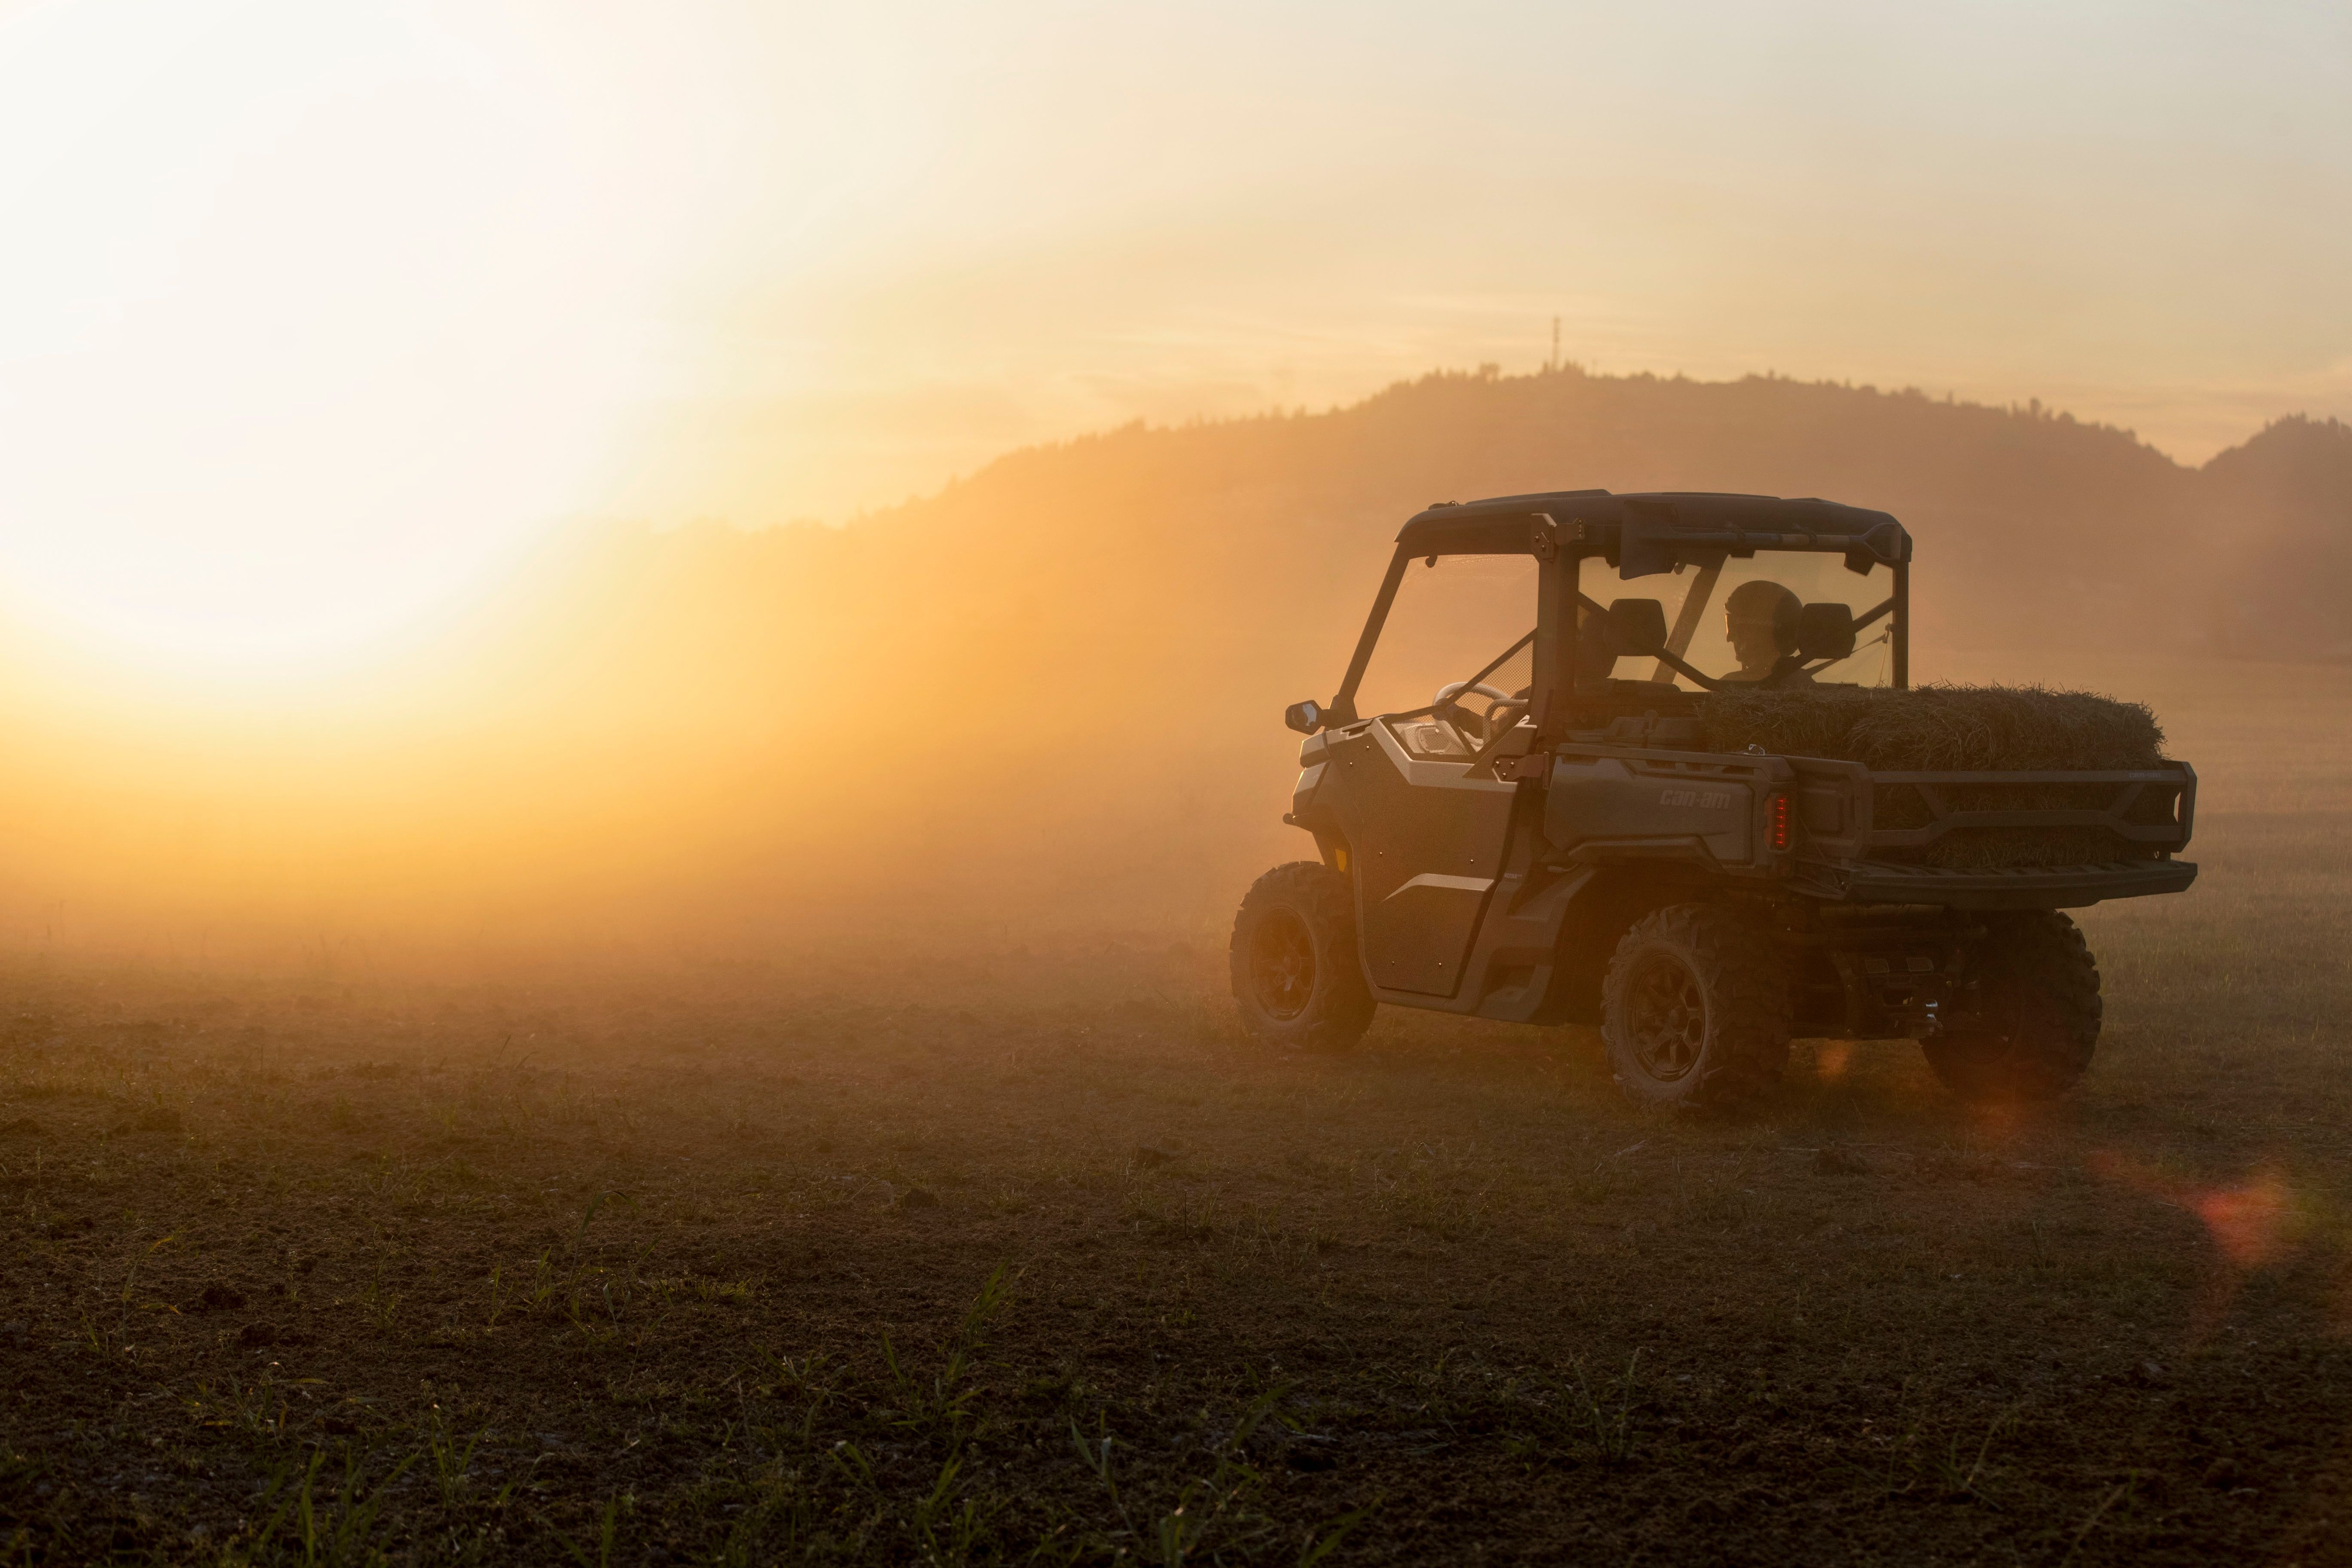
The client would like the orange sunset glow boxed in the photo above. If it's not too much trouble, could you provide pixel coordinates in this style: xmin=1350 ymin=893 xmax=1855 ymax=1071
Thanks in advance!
xmin=0 ymin=0 xmax=2341 ymax=964
xmin=2 ymin=9 xmax=2350 ymax=1560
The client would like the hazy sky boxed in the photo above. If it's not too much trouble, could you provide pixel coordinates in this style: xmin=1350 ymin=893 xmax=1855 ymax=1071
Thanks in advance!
xmin=1 ymin=0 xmax=2346 ymax=657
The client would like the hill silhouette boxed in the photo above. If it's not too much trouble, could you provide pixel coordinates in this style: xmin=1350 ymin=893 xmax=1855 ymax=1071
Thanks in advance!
xmin=2197 ymin=414 xmax=2352 ymax=660
xmin=624 ymin=363 xmax=2340 ymax=722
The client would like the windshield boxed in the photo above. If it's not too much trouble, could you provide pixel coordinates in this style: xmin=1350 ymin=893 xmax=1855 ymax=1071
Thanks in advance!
xmin=1589 ymin=549 xmax=1894 ymax=689
xmin=1355 ymin=553 xmax=1537 ymax=722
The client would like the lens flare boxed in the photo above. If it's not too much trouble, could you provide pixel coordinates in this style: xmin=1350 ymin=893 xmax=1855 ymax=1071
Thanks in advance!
xmin=2091 ymin=1152 xmax=2302 ymax=1270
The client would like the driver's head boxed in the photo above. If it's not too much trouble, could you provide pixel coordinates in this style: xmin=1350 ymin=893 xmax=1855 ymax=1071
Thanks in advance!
xmin=1724 ymin=580 xmax=1800 ymax=672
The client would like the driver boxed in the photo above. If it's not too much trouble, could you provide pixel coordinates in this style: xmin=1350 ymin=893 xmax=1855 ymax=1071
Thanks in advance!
xmin=1719 ymin=580 xmax=1810 ymax=685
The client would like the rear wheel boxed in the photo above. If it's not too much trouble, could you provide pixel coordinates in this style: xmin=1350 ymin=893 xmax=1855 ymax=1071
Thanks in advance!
xmin=1923 ymin=912 xmax=2100 ymax=1101
xmin=1229 ymin=861 xmax=1375 ymax=1051
xmin=1601 ymin=903 xmax=1793 ymax=1108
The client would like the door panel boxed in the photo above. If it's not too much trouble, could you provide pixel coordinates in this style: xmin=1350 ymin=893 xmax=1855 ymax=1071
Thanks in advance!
xmin=1325 ymin=722 xmax=1517 ymax=996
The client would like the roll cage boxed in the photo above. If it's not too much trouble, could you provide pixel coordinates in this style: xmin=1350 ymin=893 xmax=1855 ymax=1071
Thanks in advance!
xmin=1323 ymin=490 xmax=1914 ymax=741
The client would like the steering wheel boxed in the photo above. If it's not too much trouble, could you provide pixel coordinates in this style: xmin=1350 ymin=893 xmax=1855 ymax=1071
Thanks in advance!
xmin=1435 ymin=682 xmax=1513 ymax=740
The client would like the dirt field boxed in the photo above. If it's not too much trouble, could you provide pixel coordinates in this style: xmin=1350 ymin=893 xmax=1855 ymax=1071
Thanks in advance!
xmin=3 ymin=658 xmax=2349 ymax=1565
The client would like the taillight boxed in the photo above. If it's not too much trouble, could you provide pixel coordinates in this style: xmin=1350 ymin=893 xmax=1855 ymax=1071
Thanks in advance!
xmin=1768 ymin=792 xmax=1793 ymax=852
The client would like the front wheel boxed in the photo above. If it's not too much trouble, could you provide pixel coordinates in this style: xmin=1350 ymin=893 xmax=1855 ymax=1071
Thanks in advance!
xmin=1229 ymin=862 xmax=1375 ymax=1051
xmin=1923 ymin=912 xmax=2100 ymax=1102
xmin=1601 ymin=903 xmax=1793 ymax=1108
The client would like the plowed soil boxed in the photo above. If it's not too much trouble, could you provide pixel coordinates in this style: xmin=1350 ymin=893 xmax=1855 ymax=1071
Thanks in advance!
xmin=3 ymin=664 xmax=2349 ymax=1565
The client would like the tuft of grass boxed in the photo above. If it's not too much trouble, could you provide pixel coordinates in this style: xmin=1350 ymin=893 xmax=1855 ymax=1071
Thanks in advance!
xmin=1566 ymin=1350 xmax=1644 ymax=1464
xmin=252 ymin=1442 xmax=419 ymax=1567
xmin=357 ymin=1263 xmax=401 ymax=1331
xmin=1927 ymin=1403 xmax=2023 ymax=1503
xmin=190 ymin=1371 xmax=294 ymax=1441
xmin=424 ymin=1409 xmax=486 ymax=1507
xmin=570 ymin=1189 xmax=636 ymax=1255
xmin=554 ymin=1492 xmax=627 ymax=1568
xmin=1066 ymin=1388 xmax=1315 ymax=1565
xmin=880 ymin=1262 xmax=1011 ymax=1449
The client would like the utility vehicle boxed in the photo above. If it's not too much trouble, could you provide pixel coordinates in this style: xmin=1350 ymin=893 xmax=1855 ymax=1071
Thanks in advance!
xmin=1231 ymin=491 xmax=2197 ymax=1105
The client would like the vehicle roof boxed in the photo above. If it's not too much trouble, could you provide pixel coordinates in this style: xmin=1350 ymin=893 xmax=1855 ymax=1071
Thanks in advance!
xmin=1395 ymin=490 xmax=1905 ymax=557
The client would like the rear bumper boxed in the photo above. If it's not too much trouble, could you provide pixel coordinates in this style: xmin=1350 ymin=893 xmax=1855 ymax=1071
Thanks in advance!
xmin=1808 ymin=858 xmax=2198 ymax=910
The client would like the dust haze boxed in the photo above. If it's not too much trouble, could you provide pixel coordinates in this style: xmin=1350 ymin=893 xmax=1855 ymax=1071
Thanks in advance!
xmin=0 ymin=364 xmax=2341 ymax=975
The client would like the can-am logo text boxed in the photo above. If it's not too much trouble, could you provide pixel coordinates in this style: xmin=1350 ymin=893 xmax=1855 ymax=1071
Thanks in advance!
xmin=1659 ymin=788 xmax=1734 ymax=810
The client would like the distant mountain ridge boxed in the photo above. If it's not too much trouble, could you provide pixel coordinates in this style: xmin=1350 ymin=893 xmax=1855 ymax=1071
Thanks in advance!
xmin=565 ymin=363 xmax=2344 ymax=773
xmin=801 ymin=364 xmax=2347 ymax=674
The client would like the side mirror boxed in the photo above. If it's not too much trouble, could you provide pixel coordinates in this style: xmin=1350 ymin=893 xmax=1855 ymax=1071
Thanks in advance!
xmin=1605 ymin=598 xmax=1669 ymax=656
xmin=1796 ymin=603 xmax=1856 ymax=661
xmin=1284 ymin=699 xmax=1324 ymax=734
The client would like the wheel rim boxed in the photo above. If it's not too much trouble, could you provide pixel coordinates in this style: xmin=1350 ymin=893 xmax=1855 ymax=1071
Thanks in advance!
xmin=1625 ymin=952 xmax=1708 ymax=1081
xmin=1248 ymin=909 xmax=1317 ymax=1021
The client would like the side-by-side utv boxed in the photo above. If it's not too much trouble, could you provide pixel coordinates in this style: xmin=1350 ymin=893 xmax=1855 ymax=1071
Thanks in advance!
xmin=1231 ymin=491 xmax=2197 ymax=1105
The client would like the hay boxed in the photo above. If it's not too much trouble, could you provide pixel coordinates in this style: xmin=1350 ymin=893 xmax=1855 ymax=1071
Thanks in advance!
xmin=1699 ymin=683 xmax=2165 ymax=772
xmin=1699 ymin=684 xmax=2174 ymax=869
